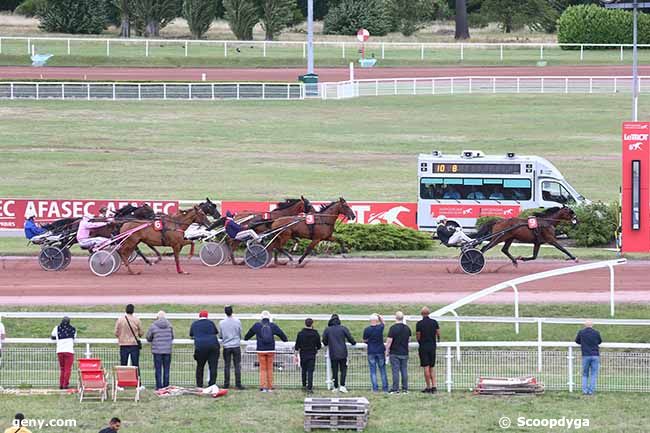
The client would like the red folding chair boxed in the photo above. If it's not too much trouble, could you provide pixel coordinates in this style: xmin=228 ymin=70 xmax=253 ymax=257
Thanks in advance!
xmin=79 ymin=370 xmax=108 ymax=402
xmin=112 ymin=366 xmax=141 ymax=402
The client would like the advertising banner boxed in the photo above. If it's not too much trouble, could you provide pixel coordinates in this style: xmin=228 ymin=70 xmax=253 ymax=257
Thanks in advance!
xmin=622 ymin=121 xmax=650 ymax=252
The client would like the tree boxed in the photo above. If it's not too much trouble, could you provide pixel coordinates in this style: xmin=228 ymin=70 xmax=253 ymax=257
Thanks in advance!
xmin=112 ymin=0 xmax=134 ymax=37
xmin=392 ymin=0 xmax=438 ymax=36
xmin=254 ymin=0 xmax=293 ymax=40
xmin=323 ymin=0 xmax=393 ymax=36
xmin=481 ymin=0 xmax=552 ymax=33
xmin=183 ymin=0 xmax=217 ymax=38
xmin=38 ymin=0 xmax=108 ymax=34
xmin=131 ymin=0 xmax=182 ymax=37
xmin=223 ymin=0 xmax=257 ymax=40
xmin=454 ymin=0 xmax=469 ymax=39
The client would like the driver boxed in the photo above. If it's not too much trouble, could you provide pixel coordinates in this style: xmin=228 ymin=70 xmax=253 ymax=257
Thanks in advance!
xmin=24 ymin=210 xmax=46 ymax=240
xmin=436 ymin=215 xmax=472 ymax=247
xmin=224 ymin=211 xmax=260 ymax=242
xmin=76 ymin=207 xmax=114 ymax=250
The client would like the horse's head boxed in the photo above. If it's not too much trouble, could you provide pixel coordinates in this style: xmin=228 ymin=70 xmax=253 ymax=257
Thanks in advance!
xmin=191 ymin=206 xmax=211 ymax=227
xmin=199 ymin=197 xmax=221 ymax=219
xmin=558 ymin=205 xmax=578 ymax=226
xmin=337 ymin=197 xmax=356 ymax=221
xmin=301 ymin=195 xmax=316 ymax=214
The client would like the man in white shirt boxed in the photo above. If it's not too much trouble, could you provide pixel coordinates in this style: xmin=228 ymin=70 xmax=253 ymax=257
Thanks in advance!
xmin=50 ymin=317 xmax=76 ymax=389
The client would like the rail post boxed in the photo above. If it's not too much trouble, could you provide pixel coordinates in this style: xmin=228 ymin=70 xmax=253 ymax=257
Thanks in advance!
xmin=224 ymin=41 xmax=227 ymax=57
xmin=87 ymin=83 xmax=90 ymax=100
xmin=27 ymin=37 xmax=30 ymax=54
xmin=325 ymin=348 xmax=332 ymax=390
xmin=541 ymin=77 xmax=544 ymax=93
xmin=35 ymin=82 xmax=39 ymax=100
xmin=492 ymin=77 xmax=496 ymax=94
xmin=615 ymin=77 xmax=618 ymax=93
xmin=432 ymin=78 xmax=435 ymax=95
xmin=10 ymin=82 xmax=13 ymax=100
xmin=185 ymin=41 xmax=188 ymax=57
xmin=381 ymin=42 xmax=385 ymax=59
xmin=138 ymin=83 xmax=141 ymax=101
xmin=517 ymin=77 xmax=520 ymax=93
xmin=85 ymin=343 xmax=92 ymax=358
xmin=621 ymin=45 xmax=624 ymax=62
xmin=145 ymin=40 xmax=149 ymax=57
xmin=376 ymin=80 xmax=379 ymax=96
xmin=0 ymin=37 xmax=2 ymax=54
xmin=540 ymin=44 xmax=544 ymax=60
xmin=302 ymin=42 xmax=306 ymax=59
xmin=211 ymin=83 xmax=215 ymax=100
xmin=106 ymin=39 xmax=110 ymax=57
xmin=112 ymin=83 xmax=116 ymax=101
xmin=236 ymin=83 xmax=240 ymax=100
xmin=565 ymin=78 xmax=569 ymax=94
xmin=537 ymin=319 xmax=543 ymax=373
xmin=67 ymin=38 xmax=71 ymax=55
xmin=469 ymin=77 xmax=472 ymax=94
xmin=567 ymin=346 xmax=574 ymax=393
xmin=451 ymin=310 xmax=461 ymax=361
xmin=420 ymin=44 xmax=424 ymax=60
xmin=500 ymin=44 xmax=503 ymax=62
xmin=609 ymin=264 xmax=616 ymax=316
xmin=262 ymin=83 xmax=265 ymax=99
xmin=263 ymin=41 xmax=266 ymax=57
xmin=451 ymin=77 xmax=454 ymax=94
xmin=460 ymin=43 xmax=464 ymax=61
xmin=590 ymin=77 xmax=593 ymax=94
xmin=342 ymin=42 xmax=345 ymax=59
xmin=445 ymin=346 xmax=453 ymax=393
xmin=61 ymin=83 xmax=65 ymax=100
xmin=580 ymin=45 xmax=583 ymax=62
xmin=188 ymin=83 xmax=192 ymax=100
xmin=413 ymin=79 xmax=416 ymax=95
xmin=163 ymin=83 xmax=167 ymax=100
xmin=512 ymin=284 xmax=519 ymax=334
xmin=393 ymin=79 xmax=397 ymax=95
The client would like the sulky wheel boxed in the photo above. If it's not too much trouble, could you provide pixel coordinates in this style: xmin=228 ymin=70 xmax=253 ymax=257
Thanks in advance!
xmin=128 ymin=250 xmax=138 ymax=264
xmin=60 ymin=248 xmax=72 ymax=270
xmin=38 ymin=246 xmax=66 ymax=271
xmin=244 ymin=243 xmax=271 ymax=270
xmin=111 ymin=251 xmax=123 ymax=274
xmin=89 ymin=250 xmax=116 ymax=277
xmin=199 ymin=242 xmax=226 ymax=267
xmin=459 ymin=248 xmax=486 ymax=275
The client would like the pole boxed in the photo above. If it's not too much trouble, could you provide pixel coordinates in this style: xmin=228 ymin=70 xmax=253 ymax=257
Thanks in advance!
xmin=633 ymin=0 xmax=639 ymax=121
xmin=307 ymin=0 xmax=314 ymax=75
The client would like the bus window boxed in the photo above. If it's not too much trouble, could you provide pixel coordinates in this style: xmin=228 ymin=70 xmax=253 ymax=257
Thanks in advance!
xmin=420 ymin=177 xmax=532 ymax=201
xmin=503 ymin=179 xmax=532 ymax=201
xmin=541 ymin=181 xmax=574 ymax=204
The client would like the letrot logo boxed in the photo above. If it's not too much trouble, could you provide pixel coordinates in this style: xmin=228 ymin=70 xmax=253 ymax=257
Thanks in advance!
xmin=368 ymin=206 xmax=410 ymax=227
xmin=624 ymin=133 xmax=648 ymax=141
xmin=503 ymin=208 xmax=515 ymax=216
xmin=629 ymin=142 xmax=643 ymax=151
xmin=462 ymin=208 xmax=472 ymax=215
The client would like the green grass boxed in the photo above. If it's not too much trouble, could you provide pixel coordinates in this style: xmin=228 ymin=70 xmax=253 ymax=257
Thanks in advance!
xmin=0 ymin=38 xmax=648 ymax=67
xmin=0 ymin=95 xmax=642 ymax=204
xmin=2 ymin=303 xmax=650 ymax=345
xmin=1 ymin=392 xmax=649 ymax=433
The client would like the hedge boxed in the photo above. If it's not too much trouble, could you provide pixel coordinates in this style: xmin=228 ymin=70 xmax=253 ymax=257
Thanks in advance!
xmin=558 ymin=4 xmax=650 ymax=48
xmin=475 ymin=203 xmax=619 ymax=248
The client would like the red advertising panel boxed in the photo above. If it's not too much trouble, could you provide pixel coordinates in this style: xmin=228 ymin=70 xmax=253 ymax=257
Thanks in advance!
xmin=622 ymin=122 xmax=650 ymax=252
xmin=429 ymin=204 xmax=521 ymax=219
xmin=221 ymin=201 xmax=418 ymax=229
xmin=0 ymin=199 xmax=179 ymax=229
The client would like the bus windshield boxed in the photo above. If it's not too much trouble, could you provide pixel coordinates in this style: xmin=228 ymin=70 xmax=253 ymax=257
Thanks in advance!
xmin=420 ymin=177 xmax=532 ymax=201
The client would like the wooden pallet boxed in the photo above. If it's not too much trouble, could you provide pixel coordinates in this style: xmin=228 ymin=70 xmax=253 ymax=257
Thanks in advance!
xmin=473 ymin=376 xmax=545 ymax=395
xmin=304 ymin=398 xmax=369 ymax=432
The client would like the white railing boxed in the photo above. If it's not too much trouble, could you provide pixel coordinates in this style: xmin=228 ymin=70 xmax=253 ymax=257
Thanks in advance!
xmin=319 ymin=76 xmax=650 ymax=99
xmin=2 ymin=338 xmax=649 ymax=392
xmin=0 ymin=82 xmax=304 ymax=101
xmin=0 ymin=36 xmax=648 ymax=62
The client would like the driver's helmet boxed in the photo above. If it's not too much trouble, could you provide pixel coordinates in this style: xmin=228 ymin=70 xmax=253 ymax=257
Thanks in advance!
xmin=436 ymin=215 xmax=448 ymax=224
xmin=24 ymin=210 xmax=37 ymax=220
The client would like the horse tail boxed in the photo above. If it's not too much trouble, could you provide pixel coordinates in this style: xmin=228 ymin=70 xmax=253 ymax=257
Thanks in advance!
xmin=472 ymin=219 xmax=499 ymax=240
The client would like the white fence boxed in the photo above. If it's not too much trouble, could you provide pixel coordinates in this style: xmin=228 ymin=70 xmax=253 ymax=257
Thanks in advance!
xmin=320 ymin=76 xmax=650 ymax=99
xmin=1 ymin=36 xmax=649 ymax=62
xmin=0 ymin=82 xmax=304 ymax=101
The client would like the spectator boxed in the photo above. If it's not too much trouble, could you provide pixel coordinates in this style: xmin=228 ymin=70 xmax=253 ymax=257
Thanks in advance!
xmin=576 ymin=320 xmax=602 ymax=395
xmin=114 ymin=304 xmax=143 ymax=371
xmin=189 ymin=310 xmax=220 ymax=388
xmin=244 ymin=310 xmax=288 ymax=393
xmin=385 ymin=311 xmax=411 ymax=394
xmin=145 ymin=310 xmax=174 ymax=390
xmin=4 ymin=414 xmax=32 ymax=433
xmin=50 ymin=316 xmax=76 ymax=389
xmin=416 ymin=307 xmax=440 ymax=394
xmin=23 ymin=210 xmax=45 ymax=240
xmin=0 ymin=314 xmax=5 ymax=368
xmin=294 ymin=318 xmax=321 ymax=394
xmin=363 ymin=314 xmax=388 ymax=393
xmin=322 ymin=314 xmax=356 ymax=393
xmin=98 ymin=417 xmax=121 ymax=433
xmin=220 ymin=305 xmax=244 ymax=390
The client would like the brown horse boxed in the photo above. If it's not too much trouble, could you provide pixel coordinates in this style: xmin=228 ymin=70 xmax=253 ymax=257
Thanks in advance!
xmin=475 ymin=206 xmax=578 ymax=266
xmin=225 ymin=197 xmax=315 ymax=265
xmin=117 ymin=207 xmax=210 ymax=275
xmin=268 ymin=198 xmax=356 ymax=266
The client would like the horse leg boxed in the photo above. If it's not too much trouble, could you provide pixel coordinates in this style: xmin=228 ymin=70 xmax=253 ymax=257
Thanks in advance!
xmin=499 ymin=239 xmax=518 ymax=266
xmin=173 ymin=245 xmax=188 ymax=274
xmin=227 ymin=239 xmax=243 ymax=265
xmin=119 ymin=242 xmax=140 ymax=275
xmin=145 ymin=243 xmax=162 ymax=264
xmin=518 ymin=243 xmax=541 ymax=262
xmin=547 ymin=238 xmax=577 ymax=261
xmin=298 ymin=240 xmax=319 ymax=266
xmin=329 ymin=235 xmax=347 ymax=255
xmin=188 ymin=242 xmax=195 ymax=259
xmin=135 ymin=246 xmax=152 ymax=266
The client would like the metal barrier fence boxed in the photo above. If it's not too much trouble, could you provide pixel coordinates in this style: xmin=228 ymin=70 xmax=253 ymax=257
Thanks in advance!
xmin=2 ymin=339 xmax=649 ymax=393
xmin=0 ymin=82 xmax=304 ymax=101
xmin=319 ymin=76 xmax=650 ymax=99
xmin=2 ymin=36 xmax=650 ymax=63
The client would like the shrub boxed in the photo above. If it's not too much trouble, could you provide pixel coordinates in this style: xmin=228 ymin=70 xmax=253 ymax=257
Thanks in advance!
xmin=565 ymin=202 xmax=618 ymax=247
xmin=475 ymin=216 xmax=501 ymax=230
xmin=38 ymin=0 xmax=108 ymax=34
xmin=558 ymin=4 xmax=650 ymax=48
xmin=14 ymin=0 xmax=45 ymax=16
xmin=323 ymin=0 xmax=393 ymax=36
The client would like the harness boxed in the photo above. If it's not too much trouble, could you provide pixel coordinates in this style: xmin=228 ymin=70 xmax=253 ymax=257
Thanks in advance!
xmin=154 ymin=215 xmax=192 ymax=246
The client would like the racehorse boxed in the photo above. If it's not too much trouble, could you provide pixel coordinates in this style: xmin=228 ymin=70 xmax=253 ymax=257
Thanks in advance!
xmin=268 ymin=198 xmax=356 ymax=266
xmin=42 ymin=218 xmax=80 ymax=233
xmin=474 ymin=206 xmax=578 ymax=266
xmin=117 ymin=206 xmax=211 ymax=275
xmin=225 ymin=197 xmax=315 ymax=265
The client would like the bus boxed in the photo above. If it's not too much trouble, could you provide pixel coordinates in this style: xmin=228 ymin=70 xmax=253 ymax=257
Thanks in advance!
xmin=417 ymin=150 xmax=588 ymax=231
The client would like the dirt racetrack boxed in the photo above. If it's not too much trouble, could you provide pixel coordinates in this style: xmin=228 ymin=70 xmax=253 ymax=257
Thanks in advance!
xmin=0 ymin=257 xmax=645 ymax=306
xmin=1 ymin=65 xmax=648 ymax=82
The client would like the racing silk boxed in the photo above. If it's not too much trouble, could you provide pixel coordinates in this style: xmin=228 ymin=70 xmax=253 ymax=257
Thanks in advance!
xmin=436 ymin=224 xmax=454 ymax=246
xmin=224 ymin=218 xmax=243 ymax=239
xmin=76 ymin=216 xmax=110 ymax=242
xmin=24 ymin=219 xmax=46 ymax=240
